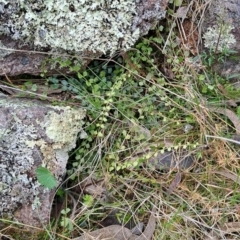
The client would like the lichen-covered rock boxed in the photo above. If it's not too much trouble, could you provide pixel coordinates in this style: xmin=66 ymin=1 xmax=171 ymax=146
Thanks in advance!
xmin=0 ymin=0 xmax=168 ymax=76
xmin=202 ymin=0 xmax=240 ymax=79
xmin=1 ymin=0 xmax=139 ymax=54
xmin=133 ymin=0 xmax=168 ymax=36
xmin=0 ymin=93 xmax=85 ymax=227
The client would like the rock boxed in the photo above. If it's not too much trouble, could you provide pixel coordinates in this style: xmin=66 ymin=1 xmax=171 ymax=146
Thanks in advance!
xmin=0 ymin=0 xmax=168 ymax=76
xmin=0 ymin=93 xmax=85 ymax=228
xmin=202 ymin=0 xmax=240 ymax=79
xmin=147 ymin=150 xmax=195 ymax=171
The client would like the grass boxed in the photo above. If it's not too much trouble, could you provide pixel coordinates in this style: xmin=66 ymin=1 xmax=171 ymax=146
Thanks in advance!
xmin=1 ymin=0 xmax=240 ymax=239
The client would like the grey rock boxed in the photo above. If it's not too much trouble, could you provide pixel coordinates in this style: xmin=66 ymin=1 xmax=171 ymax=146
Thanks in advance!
xmin=0 ymin=0 xmax=169 ymax=76
xmin=202 ymin=0 xmax=240 ymax=79
xmin=0 ymin=94 xmax=85 ymax=227
xmin=148 ymin=151 xmax=195 ymax=170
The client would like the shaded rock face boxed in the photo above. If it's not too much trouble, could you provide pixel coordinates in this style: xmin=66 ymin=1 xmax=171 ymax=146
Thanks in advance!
xmin=0 ymin=93 xmax=85 ymax=227
xmin=0 ymin=0 xmax=168 ymax=76
xmin=202 ymin=0 xmax=240 ymax=78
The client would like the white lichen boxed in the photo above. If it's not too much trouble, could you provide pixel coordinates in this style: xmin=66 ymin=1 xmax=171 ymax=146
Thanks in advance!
xmin=1 ymin=0 xmax=140 ymax=55
xmin=44 ymin=106 xmax=85 ymax=151
xmin=0 ymin=96 xmax=85 ymax=221
xmin=203 ymin=24 xmax=236 ymax=52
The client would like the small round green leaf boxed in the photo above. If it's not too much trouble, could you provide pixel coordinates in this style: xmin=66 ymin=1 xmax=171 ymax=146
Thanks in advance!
xmin=36 ymin=166 xmax=57 ymax=189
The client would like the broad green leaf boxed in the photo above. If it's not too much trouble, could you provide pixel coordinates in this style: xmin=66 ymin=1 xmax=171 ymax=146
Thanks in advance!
xmin=36 ymin=166 xmax=57 ymax=189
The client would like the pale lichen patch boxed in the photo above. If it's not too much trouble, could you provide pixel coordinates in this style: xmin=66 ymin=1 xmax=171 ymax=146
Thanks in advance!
xmin=0 ymin=0 xmax=141 ymax=55
xmin=203 ymin=24 xmax=236 ymax=52
xmin=44 ymin=106 xmax=85 ymax=151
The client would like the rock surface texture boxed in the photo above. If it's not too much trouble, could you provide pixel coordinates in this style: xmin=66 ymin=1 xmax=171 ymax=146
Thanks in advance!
xmin=0 ymin=93 xmax=85 ymax=227
xmin=203 ymin=0 xmax=240 ymax=78
xmin=0 ymin=0 xmax=168 ymax=76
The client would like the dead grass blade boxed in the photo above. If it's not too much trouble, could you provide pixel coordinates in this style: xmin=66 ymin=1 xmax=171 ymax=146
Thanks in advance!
xmin=208 ymin=106 xmax=240 ymax=134
xmin=167 ymin=172 xmax=182 ymax=194
xmin=213 ymin=170 xmax=240 ymax=185
xmin=221 ymin=222 xmax=240 ymax=233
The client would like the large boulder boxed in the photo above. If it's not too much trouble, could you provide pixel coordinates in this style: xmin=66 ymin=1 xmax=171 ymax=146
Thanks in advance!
xmin=0 ymin=0 xmax=168 ymax=76
xmin=0 ymin=93 xmax=85 ymax=227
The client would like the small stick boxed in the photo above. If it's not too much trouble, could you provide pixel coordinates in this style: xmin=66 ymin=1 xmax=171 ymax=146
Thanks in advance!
xmin=4 ymin=73 xmax=13 ymax=85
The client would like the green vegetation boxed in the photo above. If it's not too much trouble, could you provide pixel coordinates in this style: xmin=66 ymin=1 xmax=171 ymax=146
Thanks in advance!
xmin=36 ymin=166 xmax=58 ymax=190
xmin=1 ymin=1 xmax=240 ymax=239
